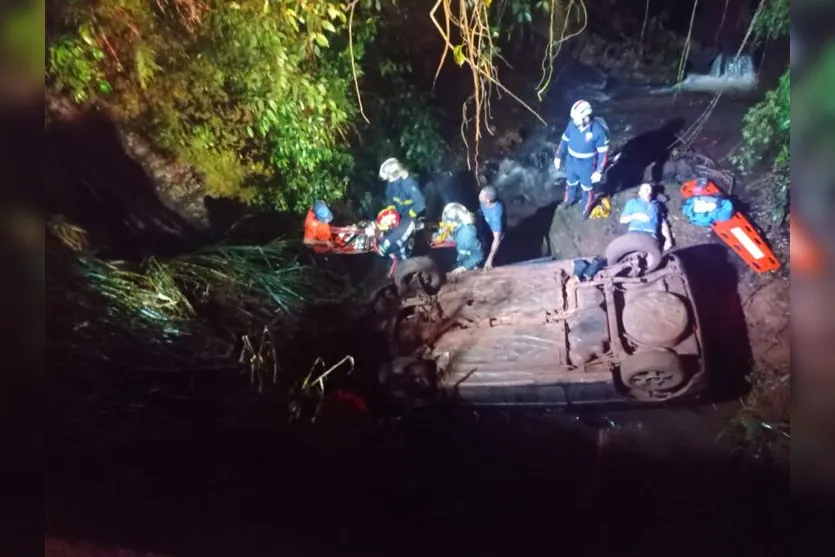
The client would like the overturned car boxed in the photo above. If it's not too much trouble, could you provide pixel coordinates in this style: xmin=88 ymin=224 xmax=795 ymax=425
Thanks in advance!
xmin=379 ymin=233 xmax=708 ymax=407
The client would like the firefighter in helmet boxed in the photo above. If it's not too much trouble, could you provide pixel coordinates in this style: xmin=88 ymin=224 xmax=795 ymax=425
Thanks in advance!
xmin=440 ymin=202 xmax=484 ymax=276
xmin=379 ymin=158 xmax=426 ymax=225
xmin=554 ymin=99 xmax=610 ymax=218
xmin=375 ymin=206 xmax=416 ymax=265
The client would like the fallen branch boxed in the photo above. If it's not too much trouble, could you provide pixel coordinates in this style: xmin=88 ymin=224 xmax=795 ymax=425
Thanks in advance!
xmin=302 ymin=355 xmax=355 ymax=394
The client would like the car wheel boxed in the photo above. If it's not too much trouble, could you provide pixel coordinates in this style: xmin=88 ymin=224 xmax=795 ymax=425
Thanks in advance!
xmin=605 ymin=232 xmax=663 ymax=277
xmin=393 ymin=256 xmax=443 ymax=295
xmin=620 ymin=350 xmax=687 ymax=400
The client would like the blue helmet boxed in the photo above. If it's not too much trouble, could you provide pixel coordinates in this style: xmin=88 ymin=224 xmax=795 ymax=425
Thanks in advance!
xmin=313 ymin=200 xmax=333 ymax=223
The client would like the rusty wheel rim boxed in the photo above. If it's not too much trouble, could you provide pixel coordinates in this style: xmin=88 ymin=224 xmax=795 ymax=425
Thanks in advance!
xmin=629 ymin=369 xmax=679 ymax=390
xmin=622 ymin=251 xmax=649 ymax=277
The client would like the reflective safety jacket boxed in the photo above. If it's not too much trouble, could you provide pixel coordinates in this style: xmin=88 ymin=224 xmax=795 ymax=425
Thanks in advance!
xmin=385 ymin=176 xmax=426 ymax=219
xmin=556 ymin=118 xmax=609 ymax=172
xmin=377 ymin=218 xmax=416 ymax=261
xmin=452 ymin=223 xmax=484 ymax=270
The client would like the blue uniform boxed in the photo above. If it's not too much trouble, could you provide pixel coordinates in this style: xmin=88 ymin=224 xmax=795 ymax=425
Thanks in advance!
xmin=452 ymin=223 xmax=484 ymax=270
xmin=479 ymin=200 xmax=506 ymax=238
xmin=556 ymin=118 xmax=609 ymax=206
xmin=385 ymin=176 xmax=426 ymax=219
xmin=378 ymin=219 xmax=416 ymax=261
xmin=621 ymin=198 xmax=662 ymax=237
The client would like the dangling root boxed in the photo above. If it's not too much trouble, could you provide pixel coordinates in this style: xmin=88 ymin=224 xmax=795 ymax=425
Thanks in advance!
xmin=675 ymin=0 xmax=699 ymax=87
xmin=430 ymin=0 xmax=548 ymax=175
xmin=535 ymin=0 xmax=588 ymax=100
xmin=347 ymin=0 xmax=369 ymax=124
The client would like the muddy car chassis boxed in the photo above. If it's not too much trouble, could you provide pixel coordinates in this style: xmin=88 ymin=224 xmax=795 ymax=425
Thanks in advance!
xmin=384 ymin=235 xmax=708 ymax=407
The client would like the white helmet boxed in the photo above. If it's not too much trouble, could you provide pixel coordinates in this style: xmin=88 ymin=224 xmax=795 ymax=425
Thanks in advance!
xmin=379 ymin=157 xmax=407 ymax=181
xmin=570 ymin=100 xmax=592 ymax=122
xmin=441 ymin=202 xmax=476 ymax=228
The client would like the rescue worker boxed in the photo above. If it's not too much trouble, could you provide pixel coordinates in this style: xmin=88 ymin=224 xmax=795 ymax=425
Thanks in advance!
xmin=441 ymin=202 xmax=484 ymax=276
xmin=554 ymin=99 xmax=610 ymax=218
xmin=619 ymin=183 xmax=674 ymax=251
xmin=303 ymin=200 xmax=359 ymax=253
xmin=376 ymin=206 xmax=416 ymax=265
xmin=303 ymin=200 xmax=335 ymax=253
xmin=478 ymin=185 xmax=505 ymax=270
xmin=379 ymin=158 xmax=426 ymax=225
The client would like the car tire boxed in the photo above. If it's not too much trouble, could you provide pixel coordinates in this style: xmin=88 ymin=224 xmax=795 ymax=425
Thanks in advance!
xmin=393 ymin=256 xmax=443 ymax=295
xmin=605 ymin=232 xmax=663 ymax=276
xmin=620 ymin=350 xmax=687 ymax=400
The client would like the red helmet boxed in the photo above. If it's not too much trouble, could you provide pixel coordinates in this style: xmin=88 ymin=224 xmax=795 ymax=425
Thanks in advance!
xmin=376 ymin=206 xmax=400 ymax=230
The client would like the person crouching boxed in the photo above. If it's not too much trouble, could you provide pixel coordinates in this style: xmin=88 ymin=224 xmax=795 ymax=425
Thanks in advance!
xmin=441 ymin=202 xmax=485 ymax=277
xmin=375 ymin=206 xmax=416 ymax=278
xmin=304 ymin=200 xmax=336 ymax=253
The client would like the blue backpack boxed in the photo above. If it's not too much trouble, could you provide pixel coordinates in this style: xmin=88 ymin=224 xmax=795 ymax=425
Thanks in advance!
xmin=681 ymin=195 xmax=734 ymax=227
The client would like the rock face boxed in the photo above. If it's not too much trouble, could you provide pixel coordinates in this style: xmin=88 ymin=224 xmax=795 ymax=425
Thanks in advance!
xmin=45 ymin=92 xmax=208 ymax=256
xmin=119 ymin=131 xmax=212 ymax=229
xmin=46 ymin=92 xmax=211 ymax=231
xmin=492 ymin=158 xmax=559 ymax=212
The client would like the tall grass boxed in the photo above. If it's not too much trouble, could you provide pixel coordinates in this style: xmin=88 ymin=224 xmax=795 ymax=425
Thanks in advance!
xmin=46 ymin=216 xmax=346 ymax=381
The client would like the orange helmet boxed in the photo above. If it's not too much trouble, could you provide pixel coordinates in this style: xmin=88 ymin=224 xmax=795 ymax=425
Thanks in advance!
xmin=376 ymin=206 xmax=400 ymax=230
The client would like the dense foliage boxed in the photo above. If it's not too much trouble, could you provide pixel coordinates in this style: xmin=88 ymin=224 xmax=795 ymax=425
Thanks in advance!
xmin=733 ymin=69 xmax=789 ymax=177
xmin=751 ymin=0 xmax=789 ymax=43
xmin=47 ymin=0 xmax=445 ymax=213
xmin=353 ymin=57 xmax=446 ymax=191
xmin=732 ymin=0 xmax=790 ymax=217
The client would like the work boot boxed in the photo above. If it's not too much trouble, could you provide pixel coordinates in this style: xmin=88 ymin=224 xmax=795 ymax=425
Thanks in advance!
xmin=561 ymin=185 xmax=578 ymax=209
xmin=581 ymin=190 xmax=595 ymax=220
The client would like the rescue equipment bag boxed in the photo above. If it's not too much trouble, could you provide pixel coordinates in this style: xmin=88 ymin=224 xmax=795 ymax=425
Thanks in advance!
xmin=681 ymin=195 xmax=734 ymax=227
xmin=589 ymin=197 xmax=611 ymax=219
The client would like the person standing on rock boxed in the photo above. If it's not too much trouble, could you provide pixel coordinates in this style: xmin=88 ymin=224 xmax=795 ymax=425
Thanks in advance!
xmin=619 ymin=183 xmax=674 ymax=251
xmin=554 ymin=100 xmax=610 ymax=218
xmin=478 ymin=185 xmax=506 ymax=270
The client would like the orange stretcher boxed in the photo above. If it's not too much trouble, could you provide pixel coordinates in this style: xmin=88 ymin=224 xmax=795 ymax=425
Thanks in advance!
xmin=680 ymin=179 xmax=781 ymax=273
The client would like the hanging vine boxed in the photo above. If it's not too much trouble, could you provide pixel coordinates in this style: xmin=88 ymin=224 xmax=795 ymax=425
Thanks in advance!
xmin=675 ymin=0 xmax=699 ymax=86
xmin=534 ymin=0 xmax=587 ymax=101
xmin=430 ymin=0 xmax=548 ymax=173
